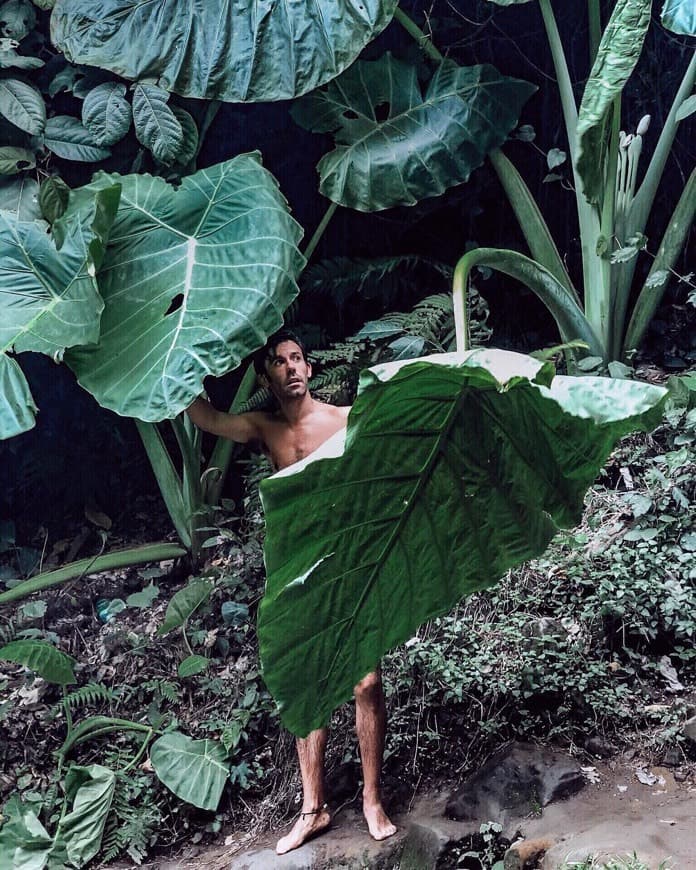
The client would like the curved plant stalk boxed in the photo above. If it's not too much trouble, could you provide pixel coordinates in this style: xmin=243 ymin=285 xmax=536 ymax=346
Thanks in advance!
xmin=58 ymin=714 xmax=153 ymax=760
xmin=136 ymin=421 xmax=191 ymax=548
xmin=302 ymin=200 xmax=339 ymax=263
xmin=488 ymin=148 xmax=577 ymax=301
xmin=452 ymin=248 xmax=604 ymax=359
xmin=624 ymin=166 xmax=696 ymax=356
xmin=171 ymin=415 xmax=206 ymax=564
xmin=0 ymin=542 xmax=186 ymax=604
xmin=204 ymin=363 xmax=258 ymax=507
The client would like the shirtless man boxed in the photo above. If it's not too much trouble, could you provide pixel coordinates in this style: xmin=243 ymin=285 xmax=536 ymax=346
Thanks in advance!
xmin=187 ymin=330 xmax=397 ymax=855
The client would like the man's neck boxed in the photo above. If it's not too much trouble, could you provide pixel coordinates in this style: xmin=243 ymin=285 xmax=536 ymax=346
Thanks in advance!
xmin=278 ymin=392 xmax=314 ymax=426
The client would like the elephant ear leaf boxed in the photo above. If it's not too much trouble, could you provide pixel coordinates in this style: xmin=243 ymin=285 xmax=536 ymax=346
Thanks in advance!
xmin=0 ymin=183 xmax=120 ymax=439
xmin=661 ymin=0 xmax=696 ymax=35
xmin=576 ymin=0 xmax=651 ymax=204
xmin=291 ymin=54 xmax=536 ymax=211
xmin=66 ymin=154 xmax=305 ymax=422
xmin=51 ymin=0 xmax=399 ymax=102
xmin=258 ymin=350 xmax=667 ymax=736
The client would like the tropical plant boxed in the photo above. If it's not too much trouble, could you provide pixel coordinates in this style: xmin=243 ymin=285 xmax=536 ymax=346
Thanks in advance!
xmin=397 ymin=1 xmax=696 ymax=367
xmin=258 ymin=344 xmax=667 ymax=736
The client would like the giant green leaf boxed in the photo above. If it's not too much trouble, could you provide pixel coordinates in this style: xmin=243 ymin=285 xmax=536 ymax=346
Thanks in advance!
xmin=258 ymin=350 xmax=667 ymax=735
xmin=576 ymin=0 xmax=651 ymax=204
xmin=66 ymin=154 xmax=304 ymax=421
xmin=0 ymin=183 xmax=120 ymax=438
xmin=661 ymin=0 xmax=696 ymax=34
xmin=150 ymin=732 xmax=228 ymax=810
xmin=292 ymin=55 xmax=536 ymax=211
xmin=57 ymin=765 xmax=115 ymax=867
xmin=50 ymin=0 xmax=399 ymax=103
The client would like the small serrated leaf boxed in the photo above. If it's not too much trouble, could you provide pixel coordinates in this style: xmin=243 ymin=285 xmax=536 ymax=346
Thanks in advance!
xmin=644 ymin=269 xmax=669 ymax=289
xmin=0 ymin=77 xmax=45 ymax=134
xmin=82 ymin=81 xmax=131 ymax=146
xmin=132 ymin=83 xmax=183 ymax=165
xmin=171 ymin=105 xmax=198 ymax=165
xmin=516 ymin=123 xmax=535 ymax=142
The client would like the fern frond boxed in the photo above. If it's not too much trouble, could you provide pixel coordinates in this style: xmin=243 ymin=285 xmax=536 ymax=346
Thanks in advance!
xmin=61 ymin=682 xmax=117 ymax=711
xmin=138 ymin=679 xmax=181 ymax=704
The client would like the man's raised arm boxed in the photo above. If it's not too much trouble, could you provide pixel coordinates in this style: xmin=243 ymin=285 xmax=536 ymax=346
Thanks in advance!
xmin=186 ymin=397 xmax=262 ymax=444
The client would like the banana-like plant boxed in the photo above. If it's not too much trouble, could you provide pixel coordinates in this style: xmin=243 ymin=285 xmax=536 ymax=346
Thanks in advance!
xmin=401 ymin=0 xmax=695 ymax=368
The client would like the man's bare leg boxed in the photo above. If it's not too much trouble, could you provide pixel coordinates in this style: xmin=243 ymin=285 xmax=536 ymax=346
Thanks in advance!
xmin=276 ymin=728 xmax=332 ymax=855
xmin=354 ymin=670 xmax=397 ymax=841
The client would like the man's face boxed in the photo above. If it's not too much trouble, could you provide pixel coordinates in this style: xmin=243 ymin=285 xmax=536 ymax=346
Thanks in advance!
xmin=263 ymin=340 xmax=312 ymax=400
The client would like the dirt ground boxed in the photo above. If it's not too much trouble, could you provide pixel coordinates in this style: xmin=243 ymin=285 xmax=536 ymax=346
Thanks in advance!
xmin=124 ymin=757 xmax=696 ymax=869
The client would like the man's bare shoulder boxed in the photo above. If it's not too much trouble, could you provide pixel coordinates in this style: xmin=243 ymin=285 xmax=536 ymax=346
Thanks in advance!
xmin=312 ymin=401 xmax=351 ymax=421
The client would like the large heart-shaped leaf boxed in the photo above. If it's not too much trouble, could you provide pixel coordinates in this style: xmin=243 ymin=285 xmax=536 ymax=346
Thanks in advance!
xmin=292 ymin=55 xmax=536 ymax=211
xmin=576 ymin=0 xmax=651 ymax=204
xmin=0 ymin=183 xmax=120 ymax=438
xmin=150 ymin=732 xmax=227 ymax=810
xmin=51 ymin=0 xmax=399 ymax=102
xmin=661 ymin=0 xmax=696 ymax=35
xmin=258 ymin=350 xmax=667 ymax=735
xmin=0 ymin=638 xmax=76 ymax=684
xmin=66 ymin=154 xmax=304 ymax=421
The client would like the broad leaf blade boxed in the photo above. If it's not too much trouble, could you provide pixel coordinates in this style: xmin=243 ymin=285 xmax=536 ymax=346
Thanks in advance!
xmin=258 ymin=350 xmax=667 ymax=735
xmin=82 ymin=81 xmax=131 ymax=146
xmin=66 ymin=154 xmax=304 ymax=421
xmin=292 ymin=55 xmax=536 ymax=211
xmin=0 ymin=639 xmax=76 ymax=684
xmin=0 ymin=175 xmax=40 ymax=220
xmin=0 ymin=77 xmax=45 ymax=134
xmin=51 ymin=0 xmax=399 ymax=102
xmin=132 ymin=83 xmax=182 ymax=165
xmin=0 ymin=354 xmax=37 ymax=438
xmin=576 ymin=0 xmax=651 ymax=204
xmin=57 ymin=765 xmax=115 ymax=867
xmin=661 ymin=0 xmax=696 ymax=35
xmin=0 ymin=145 xmax=35 ymax=174
xmin=44 ymin=114 xmax=111 ymax=162
xmin=150 ymin=732 xmax=227 ymax=810
xmin=158 ymin=579 xmax=212 ymax=635
xmin=0 ymin=795 xmax=52 ymax=870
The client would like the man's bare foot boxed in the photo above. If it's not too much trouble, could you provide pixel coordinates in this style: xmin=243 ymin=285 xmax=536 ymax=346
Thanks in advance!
xmin=275 ymin=805 xmax=331 ymax=855
xmin=363 ymin=800 xmax=397 ymax=841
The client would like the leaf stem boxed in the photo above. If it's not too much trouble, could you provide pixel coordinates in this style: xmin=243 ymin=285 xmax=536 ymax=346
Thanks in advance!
xmin=392 ymin=8 xmax=445 ymax=62
xmin=303 ymin=200 xmax=338 ymax=262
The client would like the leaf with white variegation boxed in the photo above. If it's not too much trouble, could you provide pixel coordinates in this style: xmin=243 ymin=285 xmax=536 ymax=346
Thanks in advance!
xmin=292 ymin=55 xmax=536 ymax=211
xmin=66 ymin=154 xmax=304 ymax=421
xmin=132 ymin=83 xmax=182 ymax=165
xmin=44 ymin=114 xmax=111 ymax=161
xmin=51 ymin=0 xmax=399 ymax=102
xmin=661 ymin=0 xmax=696 ymax=35
xmin=0 ymin=183 xmax=120 ymax=438
xmin=82 ymin=80 xmax=131 ymax=146
xmin=258 ymin=350 xmax=667 ymax=735
xmin=0 ymin=76 xmax=45 ymax=133
xmin=150 ymin=732 xmax=228 ymax=810
xmin=576 ymin=0 xmax=651 ymax=204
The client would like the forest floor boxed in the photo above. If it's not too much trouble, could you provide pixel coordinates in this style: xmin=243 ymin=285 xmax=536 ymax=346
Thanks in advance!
xmin=1 ymin=378 xmax=695 ymax=870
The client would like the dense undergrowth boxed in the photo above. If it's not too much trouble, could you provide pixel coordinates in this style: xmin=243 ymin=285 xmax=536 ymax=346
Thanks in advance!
xmin=0 ymin=395 xmax=694 ymax=867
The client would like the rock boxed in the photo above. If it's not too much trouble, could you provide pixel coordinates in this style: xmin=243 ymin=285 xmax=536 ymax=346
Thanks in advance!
xmin=682 ymin=716 xmax=696 ymax=746
xmin=400 ymin=821 xmax=450 ymax=870
xmin=661 ymin=746 xmax=682 ymax=768
xmin=445 ymin=743 xmax=585 ymax=823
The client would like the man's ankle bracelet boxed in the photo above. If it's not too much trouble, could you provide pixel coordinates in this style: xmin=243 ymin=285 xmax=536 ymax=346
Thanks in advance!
xmin=300 ymin=803 xmax=328 ymax=819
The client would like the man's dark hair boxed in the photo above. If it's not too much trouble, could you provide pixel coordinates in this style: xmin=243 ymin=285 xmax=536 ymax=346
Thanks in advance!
xmin=252 ymin=329 xmax=308 ymax=376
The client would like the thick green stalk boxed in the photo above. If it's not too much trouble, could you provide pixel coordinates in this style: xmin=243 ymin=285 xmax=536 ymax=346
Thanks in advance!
xmin=628 ymin=50 xmax=696 ymax=241
xmin=136 ymin=421 xmax=191 ymax=548
xmin=489 ymin=148 xmax=577 ymax=302
xmin=204 ymin=363 xmax=258 ymax=506
xmin=453 ymin=248 xmax=603 ymax=357
xmin=624 ymin=167 xmax=696 ymax=356
xmin=452 ymin=259 xmax=469 ymax=353
xmin=599 ymin=97 xmax=621 ymax=360
xmin=537 ymin=0 xmax=603 ymax=342
xmin=587 ymin=0 xmax=602 ymax=64
xmin=0 ymin=543 xmax=186 ymax=604
xmin=614 ymin=50 xmax=696 ymax=327
xmin=303 ymin=200 xmax=338 ymax=262
xmin=171 ymin=416 xmax=205 ymax=564
xmin=393 ymin=8 xmax=445 ymax=62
